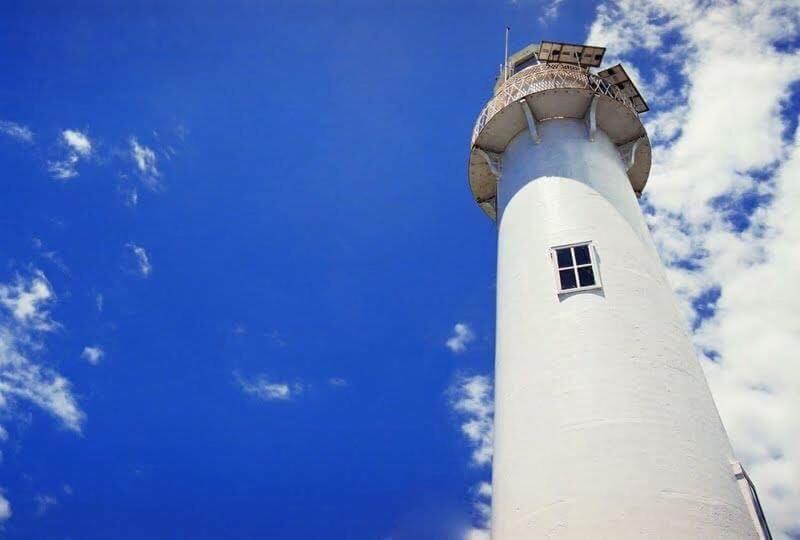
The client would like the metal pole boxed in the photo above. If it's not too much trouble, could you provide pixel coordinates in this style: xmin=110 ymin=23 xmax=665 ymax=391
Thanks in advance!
xmin=504 ymin=26 xmax=510 ymax=81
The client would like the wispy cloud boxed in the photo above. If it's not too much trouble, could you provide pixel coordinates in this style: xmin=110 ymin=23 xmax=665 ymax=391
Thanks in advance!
xmin=589 ymin=1 xmax=800 ymax=535
xmin=62 ymin=129 xmax=91 ymax=156
xmin=48 ymin=154 xmax=79 ymax=180
xmin=235 ymin=372 xmax=301 ymax=402
xmin=450 ymin=373 xmax=493 ymax=538
xmin=130 ymin=137 xmax=160 ymax=188
xmin=539 ymin=0 xmax=565 ymax=24
xmin=0 ymin=490 xmax=10 ymax=522
xmin=328 ymin=377 xmax=348 ymax=387
xmin=32 ymin=237 xmax=69 ymax=275
xmin=445 ymin=323 xmax=474 ymax=354
xmin=0 ymin=270 xmax=85 ymax=522
xmin=81 ymin=346 xmax=103 ymax=365
xmin=468 ymin=481 xmax=492 ymax=536
xmin=0 ymin=270 xmax=56 ymax=332
xmin=267 ymin=330 xmax=288 ymax=348
xmin=0 ymin=270 xmax=83 ymax=432
xmin=449 ymin=374 xmax=493 ymax=467
xmin=34 ymin=494 xmax=57 ymax=516
xmin=48 ymin=129 xmax=92 ymax=179
xmin=0 ymin=120 xmax=34 ymax=143
xmin=126 ymin=243 xmax=152 ymax=277
xmin=232 ymin=324 xmax=247 ymax=336
xmin=125 ymin=187 xmax=139 ymax=207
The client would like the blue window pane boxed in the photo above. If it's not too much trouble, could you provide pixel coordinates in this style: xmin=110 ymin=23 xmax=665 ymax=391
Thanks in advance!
xmin=574 ymin=244 xmax=591 ymax=265
xmin=578 ymin=266 xmax=596 ymax=287
xmin=559 ymin=269 xmax=577 ymax=289
xmin=556 ymin=248 xmax=573 ymax=268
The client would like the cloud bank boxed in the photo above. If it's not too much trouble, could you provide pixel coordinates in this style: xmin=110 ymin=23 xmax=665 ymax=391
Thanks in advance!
xmin=589 ymin=1 xmax=800 ymax=536
xmin=450 ymin=374 xmax=494 ymax=539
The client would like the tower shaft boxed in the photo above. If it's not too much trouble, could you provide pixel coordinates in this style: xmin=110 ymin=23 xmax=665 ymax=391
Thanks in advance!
xmin=491 ymin=119 xmax=758 ymax=538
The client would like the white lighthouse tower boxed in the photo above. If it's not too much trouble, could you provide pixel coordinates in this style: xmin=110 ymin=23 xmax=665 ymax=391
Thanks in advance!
xmin=468 ymin=40 xmax=772 ymax=538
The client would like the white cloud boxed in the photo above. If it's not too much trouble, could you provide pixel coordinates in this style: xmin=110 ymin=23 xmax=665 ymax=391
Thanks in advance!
xmin=0 ymin=120 xmax=33 ymax=143
xmin=469 ymin=480 xmax=492 ymax=535
xmin=0 ymin=490 xmax=10 ymax=522
xmin=126 ymin=188 xmax=139 ymax=207
xmin=95 ymin=293 xmax=103 ymax=313
xmin=47 ymin=154 xmax=79 ymax=180
xmin=446 ymin=323 xmax=475 ymax=354
xmin=0 ymin=271 xmax=83 ymax=433
xmin=81 ymin=346 xmax=103 ymax=365
xmin=463 ymin=528 xmax=490 ymax=540
xmin=130 ymin=137 xmax=160 ymax=187
xmin=48 ymin=129 xmax=92 ymax=180
xmin=0 ymin=271 xmax=55 ymax=331
xmin=539 ymin=0 xmax=565 ymax=24
xmin=449 ymin=374 xmax=493 ymax=467
xmin=0 ymin=328 xmax=84 ymax=433
xmin=235 ymin=372 xmax=300 ymax=401
xmin=450 ymin=374 xmax=494 ymax=538
xmin=328 ymin=377 xmax=348 ymax=387
xmin=62 ymin=129 xmax=91 ymax=157
xmin=589 ymin=1 xmax=800 ymax=536
xmin=477 ymin=481 xmax=491 ymax=498
xmin=126 ymin=243 xmax=152 ymax=277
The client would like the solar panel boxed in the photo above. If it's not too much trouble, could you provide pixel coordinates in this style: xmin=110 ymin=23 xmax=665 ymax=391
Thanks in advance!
xmin=536 ymin=40 xmax=606 ymax=68
xmin=597 ymin=64 xmax=650 ymax=113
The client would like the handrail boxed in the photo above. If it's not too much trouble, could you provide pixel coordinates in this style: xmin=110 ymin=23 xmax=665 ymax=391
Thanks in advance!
xmin=737 ymin=465 xmax=773 ymax=540
xmin=471 ymin=64 xmax=638 ymax=146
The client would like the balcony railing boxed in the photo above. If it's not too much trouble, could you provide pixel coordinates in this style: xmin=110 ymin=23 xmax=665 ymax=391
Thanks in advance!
xmin=471 ymin=63 xmax=638 ymax=146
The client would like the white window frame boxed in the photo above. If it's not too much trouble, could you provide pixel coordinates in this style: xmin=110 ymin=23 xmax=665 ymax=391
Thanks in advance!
xmin=550 ymin=241 xmax=602 ymax=294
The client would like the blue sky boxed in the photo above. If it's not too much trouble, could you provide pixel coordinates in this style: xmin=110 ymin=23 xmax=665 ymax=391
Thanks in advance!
xmin=1 ymin=1 xmax=799 ymax=539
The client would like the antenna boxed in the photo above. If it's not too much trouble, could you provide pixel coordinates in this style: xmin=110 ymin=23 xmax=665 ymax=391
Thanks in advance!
xmin=504 ymin=26 xmax=510 ymax=81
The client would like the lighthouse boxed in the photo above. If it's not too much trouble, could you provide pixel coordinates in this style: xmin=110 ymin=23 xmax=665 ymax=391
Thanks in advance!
xmin=468 ymin=40 xmax=771 ymax=538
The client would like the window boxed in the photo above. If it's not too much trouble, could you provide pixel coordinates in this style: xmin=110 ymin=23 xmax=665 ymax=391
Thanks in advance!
xmin=551 ymin=242 xmax=600 ymax=293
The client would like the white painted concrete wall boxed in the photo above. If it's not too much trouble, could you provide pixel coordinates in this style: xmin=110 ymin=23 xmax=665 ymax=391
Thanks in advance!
xmin=491 ymin=118 xmax=758 ymax=538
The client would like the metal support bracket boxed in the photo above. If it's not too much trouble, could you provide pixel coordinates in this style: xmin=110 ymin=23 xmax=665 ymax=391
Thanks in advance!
xmin=628 ymin=137 xmax=644 ymax=170
xmin=585 ymin=95 xmax=597 ymax=142
xmin=519 ymin=99 xmax=541 ymax=144
xmin=618 ymin=136 xmax=645 ymax=172
xmin=476 ymin=147 xmax=502 ymax=178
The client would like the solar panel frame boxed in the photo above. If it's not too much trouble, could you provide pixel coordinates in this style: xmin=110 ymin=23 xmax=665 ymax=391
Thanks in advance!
xmin=536 ymin=40 xmax=606 ymax=68
xmin=597 ymin=63 xmax=650 ymax=113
